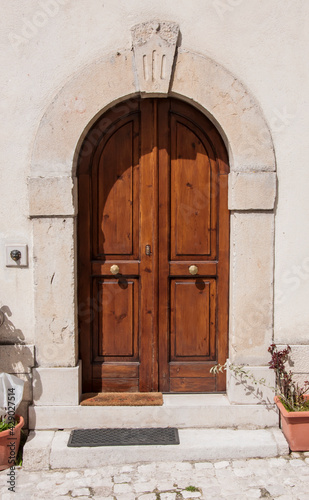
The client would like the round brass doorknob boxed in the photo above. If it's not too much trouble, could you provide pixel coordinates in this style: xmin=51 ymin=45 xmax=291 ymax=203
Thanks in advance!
xmin=110 ymin=264 xmax=120 ymax=275
xmin=189 ymin=265 xmax=198 ymax=275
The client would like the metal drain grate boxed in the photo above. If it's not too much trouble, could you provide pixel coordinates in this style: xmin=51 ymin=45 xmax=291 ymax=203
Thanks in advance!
xmin=67 ymin=427 xmax=180 ymax=447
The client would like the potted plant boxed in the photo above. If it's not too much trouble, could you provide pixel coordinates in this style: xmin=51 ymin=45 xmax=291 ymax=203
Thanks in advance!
xmin=211 ymin=344 xmax=309 ymax=452
xmin=0 ymin=373 xmax=25 ymax=470
xmin=268 ymin=344 xmax=309 ymax=451
xmin=0 ymin=413 xmax=24 ymax=471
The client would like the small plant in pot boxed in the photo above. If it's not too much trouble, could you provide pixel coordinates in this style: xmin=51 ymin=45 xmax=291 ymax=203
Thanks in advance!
xmin=0 ymin=413 xmax=24 ymax=471
xmin=268 ymin=344 xmax=309 ymax=451
xmin=0 ymin=373 xmax=25 ymax=470
xmin=211 ymin=344 xmax=309 ymax=452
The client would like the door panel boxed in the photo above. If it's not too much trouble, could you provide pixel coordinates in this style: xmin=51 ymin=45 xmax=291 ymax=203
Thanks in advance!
xmin=158 ymin=99 xmax=229 ymax=392
xmin=97 ymin=122 xmax=134 ymax=256
xmin=170 ymin=377 xmax=216 ymax=393
xmin=91 ymin=114 xmax=140 ymax=261
xmin=171 ymin=122 xmax=211 ymax=257
xmin=170 ymin=279 xmax=216 ymax=359
xmin=94 ymin=279 xmax=138 ymax=358
xmin=78 ymin=97 xmax=229 ymax=393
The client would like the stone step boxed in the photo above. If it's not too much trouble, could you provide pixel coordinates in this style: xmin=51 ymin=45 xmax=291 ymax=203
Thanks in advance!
xmin=28 ymin=394 xmax=279 ymax=430
xmin=23 ymin=428 xmax=289 ymax=470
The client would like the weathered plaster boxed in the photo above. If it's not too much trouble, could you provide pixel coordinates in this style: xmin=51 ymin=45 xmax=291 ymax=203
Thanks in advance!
xmin=0 ymin=345 xmax=35 ymax=374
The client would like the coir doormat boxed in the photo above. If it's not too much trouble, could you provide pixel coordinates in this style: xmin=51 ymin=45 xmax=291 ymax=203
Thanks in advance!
xmin=67 ymin=427 xmax=180 ymax=447
xmin=80 ymin=392 xmax=163 ymax=406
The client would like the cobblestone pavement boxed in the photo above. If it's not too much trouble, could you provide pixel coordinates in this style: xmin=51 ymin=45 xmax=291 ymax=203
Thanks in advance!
xmin=1 ymin=453 xmax=309 ymax=499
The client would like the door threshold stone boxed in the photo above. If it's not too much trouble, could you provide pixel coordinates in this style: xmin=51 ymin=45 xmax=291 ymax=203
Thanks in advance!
xmin=28 ymin=394 xmax=278 ymax=430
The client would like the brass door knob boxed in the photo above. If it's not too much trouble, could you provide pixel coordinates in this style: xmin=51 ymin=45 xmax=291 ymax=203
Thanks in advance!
xmin=110 ymin=264 xmax=120 ymax=275
xmin=189 ymin=265 xmax=198 ymax=275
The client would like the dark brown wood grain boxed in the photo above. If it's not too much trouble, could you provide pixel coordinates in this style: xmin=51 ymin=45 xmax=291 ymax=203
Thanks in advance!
xmin=78 ymin=97 xmax=229 ymax=393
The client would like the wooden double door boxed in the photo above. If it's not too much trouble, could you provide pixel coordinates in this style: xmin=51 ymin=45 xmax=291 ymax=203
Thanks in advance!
xmin=78 ymin=98 xmax=229 ymax=393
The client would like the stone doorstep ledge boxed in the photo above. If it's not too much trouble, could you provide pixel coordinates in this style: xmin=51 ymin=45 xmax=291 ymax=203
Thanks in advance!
xmin=22 ymin=428 xmax=289 ymax=471
xmin=28 ymin=395 xmax=278 ymax=431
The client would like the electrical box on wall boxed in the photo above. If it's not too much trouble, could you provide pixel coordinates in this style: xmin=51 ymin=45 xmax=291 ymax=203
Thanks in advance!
xmin=5 ymin=244 xmax=28 ymax=267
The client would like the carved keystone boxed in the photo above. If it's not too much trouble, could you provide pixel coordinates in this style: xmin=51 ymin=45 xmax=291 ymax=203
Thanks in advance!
xmin=131 ymin=21 xmax=179 ymax=95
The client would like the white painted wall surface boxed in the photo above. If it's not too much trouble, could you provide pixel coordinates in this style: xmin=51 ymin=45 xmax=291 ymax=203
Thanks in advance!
xmin=1 ymin=0 xmax=309 ymax=351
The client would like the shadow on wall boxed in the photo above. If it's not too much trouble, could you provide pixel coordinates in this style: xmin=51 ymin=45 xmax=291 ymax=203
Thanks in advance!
xmin=0 ymin=306 xmax=34 ymax=426
xmin=0 ymin=305 xmax=25 ymax=345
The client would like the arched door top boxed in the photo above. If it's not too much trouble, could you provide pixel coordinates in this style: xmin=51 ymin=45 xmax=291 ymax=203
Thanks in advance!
xmin=30 ymin=45 xmax=275 ymax=184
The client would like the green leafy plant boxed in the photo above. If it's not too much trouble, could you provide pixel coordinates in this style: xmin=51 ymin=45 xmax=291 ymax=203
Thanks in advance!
xmin=0 ymin=416 xmax=19 ymax=432
xmin=185 ymin=486 xmax=199 ymax=492
xmin=210 ymin=344 xmax=309 ymax=412
xmin=14 ymin=430 xmax=26 ymax=466
xmin=0 ymin=415 xmax=24 ymax=466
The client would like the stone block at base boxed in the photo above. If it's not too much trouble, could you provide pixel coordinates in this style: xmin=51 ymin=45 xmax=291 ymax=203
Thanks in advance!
xmin=227 ymin=364 xmax=276 ymax=405
xmin=32 ymin=361 xmax=81 ymax=406
xmin=23 ymin=431 xmax=55 ymax=470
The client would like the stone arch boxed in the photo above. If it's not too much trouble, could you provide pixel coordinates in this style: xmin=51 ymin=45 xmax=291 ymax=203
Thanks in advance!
xmin=29 ymin=27 xmax=276 ymax=404
xmin=30 ymin=48 xmax=275 ymax=178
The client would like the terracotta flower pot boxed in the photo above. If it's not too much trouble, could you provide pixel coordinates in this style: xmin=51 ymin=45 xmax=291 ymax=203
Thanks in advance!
xmin=275 ymin=395 xmax=309 ymax=451
xmin=0 ymin=415 xmax=24 ymax=471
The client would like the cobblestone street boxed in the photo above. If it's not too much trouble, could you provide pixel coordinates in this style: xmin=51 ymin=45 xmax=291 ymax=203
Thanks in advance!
xmin=1 ymin=453 xmax=309 ymax=499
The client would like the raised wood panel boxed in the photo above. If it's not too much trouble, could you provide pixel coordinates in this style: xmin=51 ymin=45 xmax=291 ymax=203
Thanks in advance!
xmin=91 ymin=261 xmax=139 ymax=276
xmin=97 ymin=122 xmax=134 ymax=256
xmin=169 ymin=261 xmax=217 ymax=276
xmin=170 ymin=279 xmax=216 ymax=360
xmin=170 ymin=362 xmax=215 ymax=378
xmin=93 ymin=363 xmax=139 ymax=379
xmin=93 ymin=378 xmax=139 ymax=392
xmin=93 ymin=278 xmax=139 ymax=360
xmin=170 ymin=377 xmax=216 ymax=392
xmin=171 ymin=121 xmax=211 ymax=258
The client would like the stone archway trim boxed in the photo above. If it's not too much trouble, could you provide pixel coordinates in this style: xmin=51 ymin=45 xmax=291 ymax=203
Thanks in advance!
xmin=29 ymin=39 xmax=276 ymax=406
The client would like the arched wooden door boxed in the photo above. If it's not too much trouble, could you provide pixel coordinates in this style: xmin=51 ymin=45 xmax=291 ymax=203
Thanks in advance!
xmin=78 ymin=98 xmax=229 ymax=393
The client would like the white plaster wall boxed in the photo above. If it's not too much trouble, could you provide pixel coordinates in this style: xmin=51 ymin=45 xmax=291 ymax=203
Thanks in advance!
xmin=1 ymin=0 xmax=309 ymax=354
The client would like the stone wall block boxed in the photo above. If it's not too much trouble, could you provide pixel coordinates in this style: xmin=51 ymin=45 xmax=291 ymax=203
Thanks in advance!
xmin=228 ymin=172 xmax=276 ymax=210
xmin=33 ymin=218 xmax=77 ymax=367
xmin=229 ymin=213 xmax=275 ymax=365
xmin=29 ymin=177 xmax=77 ymax=217
xmin=32 ymin=362 xmax=81 ymax=406
xmin=227 ymin=364 xmax=275 ymax=405
xmin=23 ymin=431 xmax=55 ymax=471
xmin=0 ymin=345 xmax=34 ymax=373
